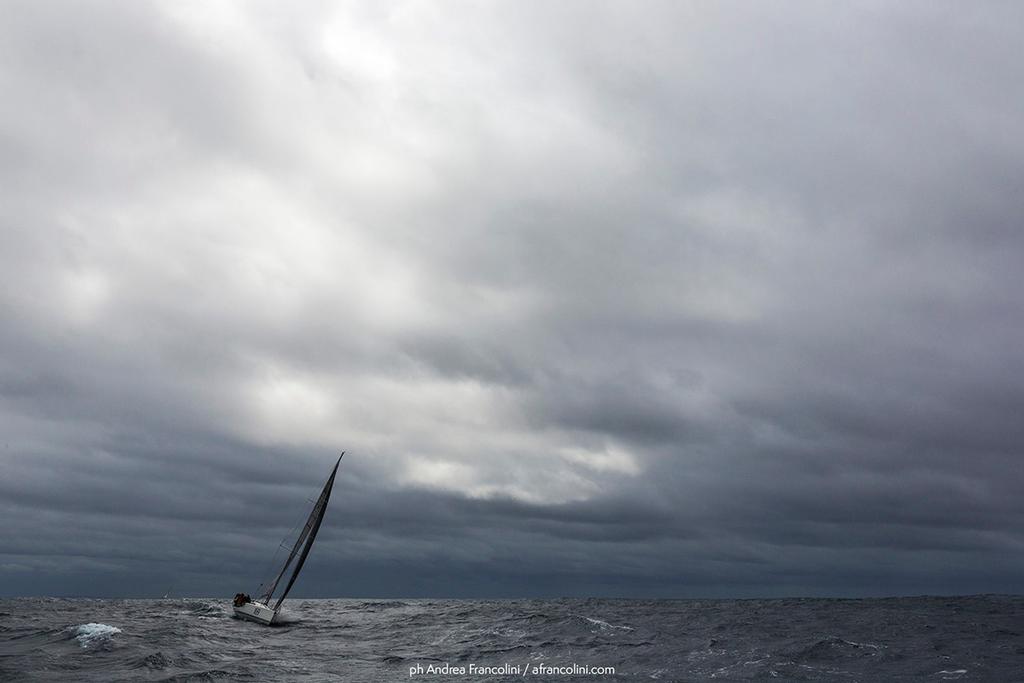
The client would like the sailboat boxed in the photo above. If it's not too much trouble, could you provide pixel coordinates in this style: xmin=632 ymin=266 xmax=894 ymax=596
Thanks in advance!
xmin=232 ymin=453 xmax=344 ymax=625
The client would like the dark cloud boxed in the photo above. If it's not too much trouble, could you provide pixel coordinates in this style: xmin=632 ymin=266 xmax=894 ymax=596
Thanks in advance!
xmin=2 ymin=1 xmax=1024 ymax=598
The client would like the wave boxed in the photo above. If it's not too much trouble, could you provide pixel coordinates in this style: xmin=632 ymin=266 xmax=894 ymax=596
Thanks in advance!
xmin=576 ymin=615 xmax=634 ymax=632
xmin=0 ymin=596 xmax=1017 ymax=681
xmin=273 ymin=609 xmax=301 ymax=625
xmin=788 ymin=635 xmax=884 ymax=662
xmin=352 ymin=600 xmax=411 ymax=610
xmin=181 ymin=601 xmax=227 ymax=618
xmin=128 ymin=651 xmax=174 ymax=670
xmin=71 ymin=622 xmax=122 ymax=648
xmin=157 ymin=668 xmax=235 ymax=681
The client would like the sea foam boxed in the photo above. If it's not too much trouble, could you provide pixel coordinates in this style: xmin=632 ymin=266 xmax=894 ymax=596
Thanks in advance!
xmin=73 ymin=623 xmax=122 ymax=647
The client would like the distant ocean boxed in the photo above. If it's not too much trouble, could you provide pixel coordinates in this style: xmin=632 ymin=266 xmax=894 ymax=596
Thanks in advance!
xmin=1 ymin=596 xmax=1022 ymax=681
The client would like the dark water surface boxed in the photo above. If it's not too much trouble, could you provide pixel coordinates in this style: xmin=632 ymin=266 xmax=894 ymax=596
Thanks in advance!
xmin=1 ymin=596 xmax=1022 ymax=681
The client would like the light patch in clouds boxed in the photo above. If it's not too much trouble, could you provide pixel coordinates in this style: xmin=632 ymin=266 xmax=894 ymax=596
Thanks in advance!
xmin=560 ymin=445 xmax=641 ymax=477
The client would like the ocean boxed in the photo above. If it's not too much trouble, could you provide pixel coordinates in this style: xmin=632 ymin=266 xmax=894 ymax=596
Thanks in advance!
xmin=1 ymin=595 xmax=1021 ymax=681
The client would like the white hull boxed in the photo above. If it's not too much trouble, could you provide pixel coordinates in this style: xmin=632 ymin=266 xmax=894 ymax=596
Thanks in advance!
xmin=233 ymin=601 xmax=278 ymax=625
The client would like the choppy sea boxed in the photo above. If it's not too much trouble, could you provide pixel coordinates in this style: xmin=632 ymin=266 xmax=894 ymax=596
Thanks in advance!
xmin=1 ymin=596 xmax=1022 ymax=681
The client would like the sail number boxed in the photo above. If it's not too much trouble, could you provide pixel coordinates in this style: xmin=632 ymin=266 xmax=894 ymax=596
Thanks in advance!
xmin=254 ymin=608 xmax=260 ymax=615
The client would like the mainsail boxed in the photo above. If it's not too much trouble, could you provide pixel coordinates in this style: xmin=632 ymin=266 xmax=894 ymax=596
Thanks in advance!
xmin=259 ymin=453 xmax=343 ymax=609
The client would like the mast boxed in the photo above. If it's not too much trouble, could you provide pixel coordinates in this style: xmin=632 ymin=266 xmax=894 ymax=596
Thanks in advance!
xmin=260 ymin=453 xmax=344 ymax=607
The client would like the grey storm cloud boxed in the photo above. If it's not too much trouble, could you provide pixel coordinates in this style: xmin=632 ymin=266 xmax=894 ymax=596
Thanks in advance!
xmin=2 ymin=0 xmax=1024 ymax=598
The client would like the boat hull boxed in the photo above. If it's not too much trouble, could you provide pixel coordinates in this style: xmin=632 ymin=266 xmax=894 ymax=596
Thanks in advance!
xmin=233 ymin=601 xmax=277 ymax=625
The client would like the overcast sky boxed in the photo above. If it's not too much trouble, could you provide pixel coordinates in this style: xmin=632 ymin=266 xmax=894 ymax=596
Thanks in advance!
xmin=2 ymin=1 xmax=1023 ymax=599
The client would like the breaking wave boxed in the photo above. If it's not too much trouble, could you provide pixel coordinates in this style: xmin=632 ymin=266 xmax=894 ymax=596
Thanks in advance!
xmin=72 ymin=622 xmax=122 ymax=648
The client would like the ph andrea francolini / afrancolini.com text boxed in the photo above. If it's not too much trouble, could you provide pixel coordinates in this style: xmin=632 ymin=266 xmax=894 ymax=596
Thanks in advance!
xmin=409 ymin=662 xmax=616 ymax=677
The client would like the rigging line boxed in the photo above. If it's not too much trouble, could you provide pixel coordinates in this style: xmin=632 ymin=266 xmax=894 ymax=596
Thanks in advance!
xmin=261 ymin=497 xmax=319 ymax=602
xmin=255 ymin=508 xmax=309 ymax=596
xmin=257 ymin=482 xmax=325 ymax=602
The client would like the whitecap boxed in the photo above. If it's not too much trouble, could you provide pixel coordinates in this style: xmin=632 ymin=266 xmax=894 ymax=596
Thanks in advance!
xmin=73 ymin=623 xmax=122 ymax=648
xmin=581 ymin=615 xmax=634 ymax=631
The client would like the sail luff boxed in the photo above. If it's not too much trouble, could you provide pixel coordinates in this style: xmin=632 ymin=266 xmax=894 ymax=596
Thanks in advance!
xmin=272 ymin=454 xmax=342 ymax=610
